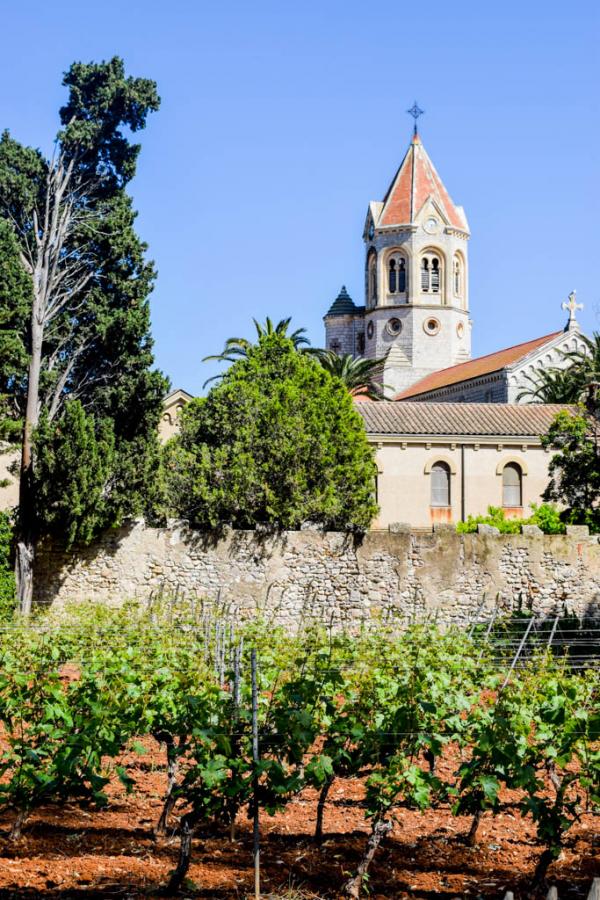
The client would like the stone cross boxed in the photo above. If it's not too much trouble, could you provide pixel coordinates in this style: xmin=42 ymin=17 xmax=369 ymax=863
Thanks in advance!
xmin=562 ymin=290 xmax=583 ymax=327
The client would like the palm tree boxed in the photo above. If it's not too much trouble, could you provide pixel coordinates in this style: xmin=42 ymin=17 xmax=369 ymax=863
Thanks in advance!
xmin=517 ymin=332 xmax=600 ymax=404
xmin=203 ymin=317 xmax=310 ymax=386
xmin=309 ymin=350 xmax=388 ymax=400
xmin=516 ymin=366 xmax=583 ymax=404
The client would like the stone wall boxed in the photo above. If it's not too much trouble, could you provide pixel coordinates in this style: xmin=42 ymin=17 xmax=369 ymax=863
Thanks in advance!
xmin=33 ymin=522 xmax=600 ymax=628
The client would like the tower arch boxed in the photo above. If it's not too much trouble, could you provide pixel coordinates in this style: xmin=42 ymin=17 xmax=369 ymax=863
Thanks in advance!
xmin=383 ymin=246 xmax=410 ymax=304
xmin=352 ymin=127 xmax=471 ymax=393
xmin=419 ymin=247 xmax=445 ymax=302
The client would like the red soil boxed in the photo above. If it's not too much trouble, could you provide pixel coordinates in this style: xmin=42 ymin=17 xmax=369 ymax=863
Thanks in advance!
xmin=0 ymin=740 xmax=597 ymax=899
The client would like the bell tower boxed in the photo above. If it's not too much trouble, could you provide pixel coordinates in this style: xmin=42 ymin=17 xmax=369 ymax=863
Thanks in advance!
xmin=362 ymin=112 xmax=471 ymax=395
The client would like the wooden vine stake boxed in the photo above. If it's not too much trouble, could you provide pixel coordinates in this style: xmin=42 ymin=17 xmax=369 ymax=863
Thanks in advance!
xmin=251 ymin=648 xmax=260 ymax=899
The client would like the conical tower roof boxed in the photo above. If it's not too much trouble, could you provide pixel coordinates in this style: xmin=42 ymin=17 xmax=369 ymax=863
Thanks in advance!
xmin=377 ymin=133 xmax=468 ymax=232
xmin=325 ymin=285 xmax=357 ymax=317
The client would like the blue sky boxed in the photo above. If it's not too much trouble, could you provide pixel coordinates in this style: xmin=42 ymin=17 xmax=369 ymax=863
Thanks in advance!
xmin=1 ymin=0 xmax=599 ymax=394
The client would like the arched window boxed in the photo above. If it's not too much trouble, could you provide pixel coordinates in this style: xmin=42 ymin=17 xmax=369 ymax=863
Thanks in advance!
xmin=387 ymin=253 xmax=408 ymax=297
xmin=421 ymin=252 xmax=442 ymax=294
xmin=388 ymin=259 xmax=396 ymax=294
xmin=502 ymin=463 xmax=522 ymax=507
xmin=421 ymin=258 xmax=430 ymax=292
xmin=398 ymin=258 xmax=406 ymax=293
xmin=453 ymin=256 xmax=462 ymax=296
xmin=431 ymin=258 xmax=440 ymax=293
xmin=367 ymin=249 xmax=377 ymax=306
xmin=430 ymin=462 xmax=451 ymax=507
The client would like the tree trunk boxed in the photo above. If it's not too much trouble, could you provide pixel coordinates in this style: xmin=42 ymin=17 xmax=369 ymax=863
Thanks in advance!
xmin=466 ymin=809 xmax=482 ymax=846
xmin=531 ymin=848 xmax=555 ymax=890
xmin=343 ymin=817 xmax=392 ymax=898
xmin=166 ymin=812 xmax=197 ymax=894
xmin=155 ymin=736 xmax=180 ymax=836
xmin=423 ymin=748 xmax=436 ymax=774
xmin=315 ymin=775 xmax=334 ymax=845
xmin=16 ymin=539 xmax=35 ymax=617
xmin=10 ymin=808 xmax=27 ymax=840
xmin=16 ymin=321 xmax=42 ymax=615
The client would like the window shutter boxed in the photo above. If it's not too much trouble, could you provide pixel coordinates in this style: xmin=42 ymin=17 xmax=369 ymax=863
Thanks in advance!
xmin=431 ymin=463 xmax=450 ymax=507
xmin=502 ymin=464 xmax=522 ymax=507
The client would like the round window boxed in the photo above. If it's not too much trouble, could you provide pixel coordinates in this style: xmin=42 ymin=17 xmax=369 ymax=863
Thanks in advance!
xmin=456 ymin=322 xmax=465 ymax=338
xmin=423 ymin=317 xmax=441 ymax=336
xmin=367 ymin=320 xmax=375 ymax=339
xmin=386 ymin=317 xmax=402 ymax=336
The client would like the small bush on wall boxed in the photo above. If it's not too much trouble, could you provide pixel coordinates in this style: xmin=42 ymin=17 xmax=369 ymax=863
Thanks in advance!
xmin=456 ymin=503 xmax=566 ymax=535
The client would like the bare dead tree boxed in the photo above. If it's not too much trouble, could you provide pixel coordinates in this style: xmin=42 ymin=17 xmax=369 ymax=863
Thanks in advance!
xmin=14 ymin=148 xmax=96 ymax=614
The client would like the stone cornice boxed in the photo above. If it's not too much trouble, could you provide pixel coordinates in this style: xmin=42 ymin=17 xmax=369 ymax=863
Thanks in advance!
xmin=373 ymin=224 xmax=418 ymax=236
xmin=444 ymin=226 xmax=470 ymax=240
xmin=368 ymin=434 xmax=541 ymax=446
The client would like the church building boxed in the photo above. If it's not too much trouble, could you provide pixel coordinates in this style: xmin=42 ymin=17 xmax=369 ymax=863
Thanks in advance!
xmin=325 ymin=116 xmax=585 ymax=528
xmin=324 ymin=125 xmax=586 ymax=402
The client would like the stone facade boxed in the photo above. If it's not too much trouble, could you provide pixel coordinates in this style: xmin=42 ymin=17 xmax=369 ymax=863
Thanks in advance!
xmin=372 ymin=437 xmax=552 ymax=529
xmin=34 ymin=523 xmax=600 ymax=628
xmin=159 ymin=388 xmax=194 ymax=443
xmin=403 ymin=326 xmax=588 ymax=404
xmin=0 ymin=447 xmax=19 ymax=511
xmin=324 ymin=133 xmax=471 ymax=397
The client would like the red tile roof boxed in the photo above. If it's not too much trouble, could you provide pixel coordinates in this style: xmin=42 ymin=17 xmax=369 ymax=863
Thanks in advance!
xmin=357 ymin=401 xmax=574 ymax=438
xmin=395 ymin=331 xmax=563 ymax=400
xmin=379 ymin=134 xmax=468 ymax=231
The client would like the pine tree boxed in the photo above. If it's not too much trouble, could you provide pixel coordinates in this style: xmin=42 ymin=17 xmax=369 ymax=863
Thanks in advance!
xmin=0 ymin=58 xmax=168 ymax=611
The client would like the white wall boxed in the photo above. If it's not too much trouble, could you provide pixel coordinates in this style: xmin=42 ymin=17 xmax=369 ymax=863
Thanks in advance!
xmin=0 ymin=448 xmax=19 ymax=512
xmin=373 ymin=439 xmax=552 ymax=528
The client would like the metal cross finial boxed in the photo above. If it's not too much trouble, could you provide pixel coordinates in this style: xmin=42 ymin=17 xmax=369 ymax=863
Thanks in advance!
xmin=562 ymin=290 xmax=583 ymax=328
xmin=407 ymin=101 xmax=424 ymax=135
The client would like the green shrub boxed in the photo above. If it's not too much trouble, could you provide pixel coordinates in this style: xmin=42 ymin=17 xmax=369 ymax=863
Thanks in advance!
xmin=529 ymin=502 xmax=566 ymax=534
xmin=456 ymin=503 xmax=566 ymax=535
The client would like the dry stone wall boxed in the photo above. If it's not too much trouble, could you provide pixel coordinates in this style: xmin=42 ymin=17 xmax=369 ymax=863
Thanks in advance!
xmin=33 ymin=522 xmax=600 ymax=627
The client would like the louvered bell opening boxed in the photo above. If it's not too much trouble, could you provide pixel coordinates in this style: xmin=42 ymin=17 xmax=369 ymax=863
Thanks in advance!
xmin=431 ymin=259 xmax=440 ymax=293
xmin=398 ymin=261 xmax=406 ymax=293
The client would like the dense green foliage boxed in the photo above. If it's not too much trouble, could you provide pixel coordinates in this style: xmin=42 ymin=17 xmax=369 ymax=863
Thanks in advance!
xmin=308 ymin=350 xmax=387 ymax=400
xmin=0 ymin=602 xmax=597 ymax=894
xmin=203 ymin=316 xmax=310 ymax=387
xmin=0 ymin=511 xmax=15 ymax=618
xmin=456 ymin=503 xmax=566 ymax=534
xmin=0 ymin=57 xmax=167 ymax=546
xmin=542 ymin=409 xmax=600 ymax=531
xmin=0 ymin=220 xmax=30 ymax=443
xmin=166 ymin=332 xmax=378 ymax=531
xmin=33 ymin=402 xmax=117 ymax=546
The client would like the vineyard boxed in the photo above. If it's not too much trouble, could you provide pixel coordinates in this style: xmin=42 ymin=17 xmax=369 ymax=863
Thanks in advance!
xmin=0 ymin=601 xmax=597 ymax=898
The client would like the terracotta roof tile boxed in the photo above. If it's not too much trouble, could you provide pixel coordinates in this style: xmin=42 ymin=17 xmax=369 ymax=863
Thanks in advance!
xmin=379 ymin=134 xmax=467 ymax=231
xmin=357 ymin=401 xmax=575 ymax=438
xmin=395 ymin=331 xmax=563 ymax=399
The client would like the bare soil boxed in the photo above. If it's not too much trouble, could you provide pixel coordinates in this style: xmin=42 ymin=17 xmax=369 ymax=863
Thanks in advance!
xmin=0 ymin=740 xmax=597 ymax=899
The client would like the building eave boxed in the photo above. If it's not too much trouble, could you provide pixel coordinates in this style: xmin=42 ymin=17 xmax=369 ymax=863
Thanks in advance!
xmin=366 ymin=433 xmax=545 ymax=445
